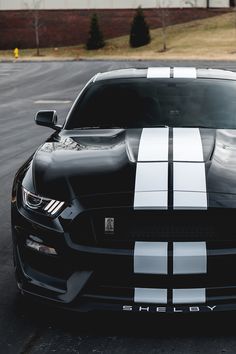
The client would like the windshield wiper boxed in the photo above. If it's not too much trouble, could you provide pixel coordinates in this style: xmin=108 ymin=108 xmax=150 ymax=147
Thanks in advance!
xmin=74 ymin=126 xmax=127 ymax=130
xmin=180 ymin=125 xmax=216 ymax=129
xmin=73 ymin=125 xmax=218 ymax=130
xmin=145 ymin=125 xmax=169 ymax=128
xmin=73 ymin=127 xmax=101 ymax=130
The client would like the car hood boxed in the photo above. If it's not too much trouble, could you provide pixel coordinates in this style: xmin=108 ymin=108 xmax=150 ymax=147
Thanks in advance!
xmin=27 ymin=128 xmax=236 ymax=208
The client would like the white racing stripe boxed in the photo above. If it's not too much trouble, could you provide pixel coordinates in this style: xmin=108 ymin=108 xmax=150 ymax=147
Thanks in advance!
xmin=173 ymin=67 xmax=197 ymax=79
xmin=134 ymin=191 xmax=168 ymax=210
xmin=134 ymin=128 xmax=169 ymax=210
xmin=135 ymin=162 xmax=168 ymax=193
xmin=134 ymin=127 xmax=207 ymax=210
xmin=173 ymin=288 xmax=206 ymax=304
xmin=173 ymin=128 xmax=207 ymax=210
xmin=134 ymin=288 xmax=167 ymax=304
xmin=134 ymin=287 xmax=206 ymax=304
xmin=138 ymin=128 xmax=169 ymax=162
xmin=173 ymin=242 xmax=207 ymax=274
xmin=174 ymin=192 xmax=207 ymax=210
xmin=134 ymin=162 xmax=168 ymax=210
xmin=173 ymin=128 xmax=204 ymax=162
xmin=134 ymin=242 xmax=168 ymax=274
xmin=147 ymin=67 xmax=171 ymax=79
xmin=174 ymin=163 xmax=206 ymax=192
xmin=173 ymin=162 xmax=207 ymax=209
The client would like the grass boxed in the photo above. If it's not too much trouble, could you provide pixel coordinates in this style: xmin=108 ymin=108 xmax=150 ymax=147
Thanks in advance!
xmin=2 ymin=12 xmax=236 ymax=60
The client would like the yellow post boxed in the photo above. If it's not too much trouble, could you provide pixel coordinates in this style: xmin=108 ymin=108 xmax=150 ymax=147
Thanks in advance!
xmin=13 ymin=48 xmax=19 ymax=59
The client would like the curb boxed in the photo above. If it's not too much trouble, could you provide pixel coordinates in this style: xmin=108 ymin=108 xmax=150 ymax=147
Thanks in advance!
xmin=1 ymin=58 xmax=236 ymax=63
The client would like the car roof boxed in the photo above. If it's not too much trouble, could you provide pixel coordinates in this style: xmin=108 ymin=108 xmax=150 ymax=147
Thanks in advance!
xmin=94 ymin=67 xmax=236 ymax=82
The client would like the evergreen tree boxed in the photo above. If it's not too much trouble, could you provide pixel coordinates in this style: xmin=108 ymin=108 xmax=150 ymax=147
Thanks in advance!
xmin=130 ymin=7 xmax=151 ymax=48
xmin=86 ymin=13 xmax=105 ymax=50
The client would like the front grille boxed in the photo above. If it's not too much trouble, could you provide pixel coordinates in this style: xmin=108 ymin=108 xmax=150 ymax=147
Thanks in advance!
xmin=69 ymin=214 xmax=96 ymax=245
xmin=92 ymin=209 xmax=236 ymax=244
xmin=68 ymin=209 xmax=236 ymax=246
xmin=81 ymin=271 xmax=236 ymax=306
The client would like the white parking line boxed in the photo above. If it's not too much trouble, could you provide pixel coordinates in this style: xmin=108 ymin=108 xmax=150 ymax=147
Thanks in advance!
xmin=34 ymin=100 xmax=72 ymax=104
xmin=0 ymin=69 xmax=21 ymax=72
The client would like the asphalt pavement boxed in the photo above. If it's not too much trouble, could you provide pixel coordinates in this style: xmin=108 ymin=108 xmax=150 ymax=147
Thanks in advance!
xmin=1 ymin=60 xmax=236 ymax=354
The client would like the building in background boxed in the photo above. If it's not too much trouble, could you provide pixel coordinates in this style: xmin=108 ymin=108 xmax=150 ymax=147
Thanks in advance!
xmin=0 ymin=0 xmax=231 ymax=49
xmin=0 ymin=0 xmax=230 ymax=10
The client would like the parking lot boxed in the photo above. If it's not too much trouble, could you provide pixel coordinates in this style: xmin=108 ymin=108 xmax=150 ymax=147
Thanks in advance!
xmin=2 ymin=60 xmax=236 ymax=354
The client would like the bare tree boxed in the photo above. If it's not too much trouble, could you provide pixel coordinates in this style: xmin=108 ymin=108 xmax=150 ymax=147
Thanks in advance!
xmin=156 ymin=0 xmax=170 ymax=52
xmin=24 ymin=0 xmax=43 ymax=56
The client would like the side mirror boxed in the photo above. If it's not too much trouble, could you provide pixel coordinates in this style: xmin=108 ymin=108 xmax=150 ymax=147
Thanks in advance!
xmin=35 ymin=110 xmax=61 ymax=130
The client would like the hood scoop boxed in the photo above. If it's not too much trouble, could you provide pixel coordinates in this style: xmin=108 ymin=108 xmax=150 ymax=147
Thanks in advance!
xmin=32 ymin=127 xmax=236 ymax=209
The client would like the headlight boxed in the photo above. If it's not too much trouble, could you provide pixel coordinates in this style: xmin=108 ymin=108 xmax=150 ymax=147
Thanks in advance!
xmin=22 ymin=187 xmax=65 ymax=216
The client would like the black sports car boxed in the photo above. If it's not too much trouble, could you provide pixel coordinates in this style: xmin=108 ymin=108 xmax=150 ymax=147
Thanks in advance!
xmin=12 ymin=67 xmax=236 ymax=313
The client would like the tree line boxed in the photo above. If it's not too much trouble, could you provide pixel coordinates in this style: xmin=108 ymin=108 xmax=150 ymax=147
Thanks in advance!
xmin=24 ymin=3 xmax=171 ymax=55
xmin=87 ymin=7 xmax=152 ymax=50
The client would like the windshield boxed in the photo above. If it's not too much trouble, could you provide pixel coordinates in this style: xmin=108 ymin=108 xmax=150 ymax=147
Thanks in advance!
xmin=66 ymin=78 xmax=236 ymax=129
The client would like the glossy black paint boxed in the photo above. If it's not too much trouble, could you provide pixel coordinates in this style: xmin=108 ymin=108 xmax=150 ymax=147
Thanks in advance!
xmin=11 ymin=68 xmax=236 ymax=313
xmin=35 ymin=110 xmax=60 ymax=130
xmin=19 ymin=127 xmax=236 ymax=208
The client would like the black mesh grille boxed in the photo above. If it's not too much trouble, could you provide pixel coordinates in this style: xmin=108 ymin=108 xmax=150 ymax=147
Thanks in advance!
xmin=69 ymin=209 xmax=236 ymax=246
xmin=92 ymin=210 xmax=236 ymax=243
xmin=69 ymin=214 xmax=95 ymax=245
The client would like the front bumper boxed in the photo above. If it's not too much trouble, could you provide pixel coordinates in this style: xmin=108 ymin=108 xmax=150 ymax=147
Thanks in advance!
xmin=12 ymin=201 xmax=236 ymax=314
